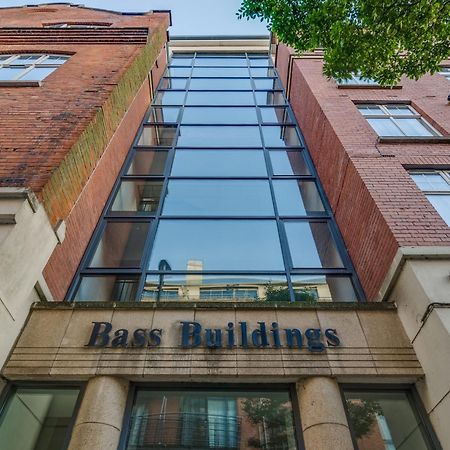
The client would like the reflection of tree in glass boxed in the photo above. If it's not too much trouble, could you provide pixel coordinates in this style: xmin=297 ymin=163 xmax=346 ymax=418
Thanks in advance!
xmin=263 ymin=283 xmax=317 ymax=303
xmin=346 ymin=399 xmax=382 ymax=439
xmin=242 ymin=397 xmax=293 ymax=449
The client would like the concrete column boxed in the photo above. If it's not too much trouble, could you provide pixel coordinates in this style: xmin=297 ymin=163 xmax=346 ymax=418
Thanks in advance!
xmin=68 ymin=376 xmax=129 ymax=450
xmin=297 ymin=377 xmax=354 ymax=450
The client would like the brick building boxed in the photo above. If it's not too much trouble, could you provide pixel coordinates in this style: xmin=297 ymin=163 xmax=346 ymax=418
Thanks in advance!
xmin=0 ymin=4 xmax=448 ymax=450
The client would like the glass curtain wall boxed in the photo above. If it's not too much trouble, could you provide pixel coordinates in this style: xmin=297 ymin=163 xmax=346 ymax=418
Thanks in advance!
xmin=70 ymin=53 xmax=362 ymax=303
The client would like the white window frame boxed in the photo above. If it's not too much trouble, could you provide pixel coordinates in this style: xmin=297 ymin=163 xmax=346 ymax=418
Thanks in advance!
xmin=358 ymin=104 xmax=440 ymax=137
xmin=337 ymin=73 xmax=379 ymax=86
xmin=438 ymin=67 xmax=450 ymax=81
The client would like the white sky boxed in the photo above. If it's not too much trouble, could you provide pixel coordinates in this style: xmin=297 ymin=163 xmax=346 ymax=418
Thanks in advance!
xmin=0 ymin=0 xmax=269 ymax=37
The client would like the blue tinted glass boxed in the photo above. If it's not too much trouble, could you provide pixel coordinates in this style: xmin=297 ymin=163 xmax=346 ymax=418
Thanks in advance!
xmin=189 ymin=78 xmax=252 ymax=90
xmin=147 ymin=106 xmax=180 ymax=123
xmin=186 ymin=91 xmax=254 ymax=105
xmin=154 ymin=91 xmax=185 ymax=106
xmin=182 ymin=107 xmax=258 ymax=124
xmin=262 ymin=126 xmax=301 ymax=147
xmin=270 ymin=150 xmax=310 ymax=175
xmin=194 ymin=57 xmax=247 ymax=66
xmin=177 ymin=126 xmax=261 ymax=147
xmin=19 ymin=66 xmax=55 ymax=81
xmin=191 ymin=67 xmax=249 ymax=77
xmin=160 ymin=78 xmax=188 ymax=90
xmin=0 ymin=67 xmax=24 ymax=80
xmin=255 ymin=91 xmax=286 ymax=105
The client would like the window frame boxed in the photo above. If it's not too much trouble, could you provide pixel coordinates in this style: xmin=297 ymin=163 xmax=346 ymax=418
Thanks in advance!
xmin=438 ymin=67 xmax=450 ymax=81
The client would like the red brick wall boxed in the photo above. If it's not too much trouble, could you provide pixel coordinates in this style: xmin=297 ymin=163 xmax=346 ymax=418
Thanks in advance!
xmin=276 ymin=44 xmax=450 ymax=300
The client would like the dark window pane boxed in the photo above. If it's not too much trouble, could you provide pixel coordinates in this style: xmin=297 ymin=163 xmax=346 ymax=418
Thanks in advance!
xmin=260 ymin=106 xmax=293 ymax=124
xmin=262 ymin=126 xmax=301 ymax=147
xmin=171 ymin=149 xmax=267 ymax=177
xmin=111 ymin=181 xmax=163 ymax=214
xmin=189 ymin=78 xmax=252 ymax=90
xmin=270 ymin=150 xmax=310 ymax=175
xmin=177 ymin=126 xmax=261 ymax=147
xmin=191 ymin=67 xmax=249 ymax=77
xmin=148 ymin=220 xmax=285 ymax=270
xmin=74 ymin=275 xmax=138 ymax=301
xmin=126 ymin=151 xmax=168 ymax=176
xmin=186 ymin=91 xmax=254 ymax=105
xmin=285 ymin=221 xmax=344 ymax=268
xmin=291 ymin=275 xmax=357 ymax=302
xmin=159 ymin=78 xmax=188 ymax=90
xmin=194 ymin=57 xmax=248 ymax=66
xmin=344 ymin=390 xmax=435 ymax=450
xmin=0 ymin=387 xmax=79 ymax=450
xmin=142 ymin=274 xmax=288 ymax=302
xmin=146 ymin=106 xmax=180 ymax=123
xmin=162 ymin=180 xmax=274 ymax=216
xmin=182 ymin=107 xmax=258 ymax=124
xmin=89 ymin=221 xmax=150 ymax=268
xmin=137 ymin=126 xmax=178 ymax=146
xmin=274 ymin=180 xmax=325 ymax=216
xmin=154 ymin=91 xmax=185 ymax=106
xmin=19 ymin=66 xmax=55 ymax=81
xmin=125 ymin=389 xmax=297 ymax=450
xmin=255 ymin=90 xmax=287 ymax=105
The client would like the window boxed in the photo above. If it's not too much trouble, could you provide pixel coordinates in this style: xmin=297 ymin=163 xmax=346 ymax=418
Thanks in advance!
xmin=343 ymin=388 xmax=438 ymax=450
xmin=0 ymin=386 xmax=80 ymax=450
xmin=410 ymin=170 xmax=450 ymax=226
xmin=124 ymin=388 xmax=298 ymax=450
xmin=0 ymin=54 xmax=69 ymax=82
xmin=337 ymin=74 xmax=379 ymax=86
xmin=70 ymin=53 xmax=361 ymax=303
xmin=438 ymin=67 xmax=450 ymax=80
xmin=358 ymin=104 xmax=440 ymax=137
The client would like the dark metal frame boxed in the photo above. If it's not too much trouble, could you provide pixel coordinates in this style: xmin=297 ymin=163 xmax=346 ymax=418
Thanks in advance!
xmin=66 ymin=52 xmax=365 ymax=302
xmin=339 ymin=383 xmax=443 ymax=450
xmin=117 ymin=382 xmax=305 ymax=450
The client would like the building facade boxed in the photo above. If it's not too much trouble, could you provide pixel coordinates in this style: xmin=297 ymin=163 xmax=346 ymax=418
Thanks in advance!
xmin=0 ymin=4 xmax=448 ymax=450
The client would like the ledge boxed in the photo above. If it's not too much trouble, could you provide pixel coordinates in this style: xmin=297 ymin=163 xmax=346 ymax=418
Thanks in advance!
xmin=378 ymin=136 xmax=450 ymax=144
xmin=337 ymin=84 xmax=402 ymax=90
xmin=0 ymin=80 xmax=40 ymax=87
xmin=32 ymin=300 xmax=397 ymax=311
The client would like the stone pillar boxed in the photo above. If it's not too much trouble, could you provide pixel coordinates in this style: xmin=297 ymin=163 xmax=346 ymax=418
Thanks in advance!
xmin=68 ymin=376 xmax=129 ymax=450
xmin=296 ymin=377 xmax=354 ymax=450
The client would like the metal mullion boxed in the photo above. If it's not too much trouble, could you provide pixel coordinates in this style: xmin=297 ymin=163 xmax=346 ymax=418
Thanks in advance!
xmin=155 ymin=216 xmax=277 ymax=220
xmin=440 ymin=170 xmax=450 ymax=186
xmin=167 ymin=176 xmax=269 ymax=180
xmin=145 ymin=270 xmax=287 ymax=276
xmin=80 ymin=268 xmax=143 ymax=276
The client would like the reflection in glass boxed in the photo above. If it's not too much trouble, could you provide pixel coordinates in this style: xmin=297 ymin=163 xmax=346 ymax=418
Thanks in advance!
xmin=146 ymin=106 xmax=180 ymax=123
xmin=284 ymin=221 xmax=344 ymax=268
xmin=273 ymin=180 xmax=325 ymax=216
xmin=249 ymin=57 xmax=273 ymax=67
xmin=111 ymin=181 xmax=163 ymax=214
xmin=291 ymin=275 xmax=357 ymax=302
xmin=186 ymin=91 xmax=255 ymax=106
xmin=143 ymin=274 xmax=288 ymax=301
xmin=182 ymin=107 xmax=258 ymax=124
xmin=154 ymin=91 xmax=185 ymax=106
xmin=89 ymin=221 xmax=150 ymax=267
xmin=428 ymin=195 xmax=450 ymax=226
xmin=253 ymin=78 xmax=283 ymax=90
xmin=159 ymin=78 xmax=188 ymax=90
xmin=250 ymin=67 xmax=277 ymax=77
xmin=170 ymin=56 xmax=193 ymax=66
xmin=178 ymin=126 xmax=261 ymax=147
xmin=255 ymin=91 xmax=286 ymax=106
xmin=260 ymin=106 xmax=293 ymax=124
xmin=164 ymin=67 xmax=191 ymax=77
xmin=262 ymin=126 xmax=301 ymax=147
xmin=0 ymin=387 xmax=79 ymax=450
xmin=74 ymin=275 xmax=138 ymax=302
xmin=189 ymin=78 xmax=252 ymax=90
xmin=344 ymin=390 xmax=434 ymax=450
xmin=20 ymin=67 xmax=55 ymax=81
xmin=148 ymin=220 xmax=285 ymax=271
xmin=270 ymin=150 xmax=310 ymax=175
xmin=194 ymin=57 xmax=247 ymax=66
xmin=126 ymin=151 xmax=168 ymax=176
xmin=137 ymin=126 xmax=178 ymax=146
xmin=125 ymin=389 xmax=297 ymax=450
xmin=191 ymin=67 xmax=250 ymax=77
xmin=171 ymin=149 xmax=267 ymax=177
xmin=162 ymin=180 xmax=274 ymax=216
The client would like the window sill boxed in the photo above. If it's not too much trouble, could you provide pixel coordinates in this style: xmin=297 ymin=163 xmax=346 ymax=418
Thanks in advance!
xmin=338 ymin=84 xmax=402 ymax=89
xmin=0 ymin=80 xmax=41 ymax=87
xmin=378 ymin=136 xmax=450 ymax=144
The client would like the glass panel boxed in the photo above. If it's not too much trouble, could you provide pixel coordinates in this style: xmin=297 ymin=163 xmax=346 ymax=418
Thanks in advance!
xmin=270 ymin=150 xmax=310 ymax=175
xmin=0 ymin=55 xmax=11 ymax=62
xmin=284 ymin=221 xmax=344 ymax=268
xmin=177 ymin=126 xmax=261 ymax=147
xmin=189 ymin=78 xmax=252 ymax=90
xmin=191 ymin=67 xmax=250 ymax=77
xmin=396 ymin=118 xmax=435 ymax=136
xmin=143 ymin=274 xmax=288 ymax=302
xmin=111 ymin=181 xmax=163 ymax=214
xmin=428 ymin=194 xmax=450 ymax=226
xmin=358 ymin=105 xmax=384 ymax=115
xmin=274 ymin=180 xmax=325 ymax=216
xmin=344 ymin=390 xmax=434 ymax=450
xmin=0 ymin=387 xmax=79 ymax=450
xmin=164 ymin=67 xmax=191 ymax=77
xmin=19 ymin=66 xmax=56 ymax=81
xmin=182 ymin=107 xmax=258 ymax=124
xmin=146 ymin=106 xmax=180 ymax=123
xmin=291 ymin=275 xmax=357 ymax=302
xmin=13 ymin=54 xmax=43 ymax=63
xmin=194 ymin=57 xmax=247 ymax=66
xmin=249 ymin=57 xmax=274 ymax=67
xmin=385 ymin=105 xmax=415 ymax=115
xmin=255 ymin=90 xmax=287 ymax=105
xmin=253 ymin=78 xmax=283 ymax=90
xmin=367 ymin=118 xmax=403 ymax=136
xmin=74 ymin=275 xmax=138 ymax=301
xmin=127 ymin=151 xmax=168 ymax=176
xmin=0 ymin=67 xmax=24 ymax=80
xmin=89 ymin=221 xmax=150 ymax=268
xmin=260 ymin=106 xmax=293 ymax=124
xmin=137 ymin=125 xmax=178 ymax=146
xmin=171 ymin=149 xmax=267 ymax=177
xmin=186 ymin=91 xmax=255 ymax=105
xmin=125 ymin=389 xmax=297 ymax=450
xmin=162 ymin=180 xmax=274 ymax=216
xmin=262 ymin=126 xmax=301 ymax=147
xmin=148 ymin=220 xmax=285 ymax=271
xmin=154 ymin=91 xmax=185 ymax=106
xmin=411 ymin=173 xmax=450 ymax=191
xmin=250 ymin=67 xmax=277 ymax=77
xmin=159 ymin=78 xmax=188 ymax=90
xmin=44 ymin=55 xmax=69 ymax=64
xmin=170 ymin=57 xmax=193 ymax=66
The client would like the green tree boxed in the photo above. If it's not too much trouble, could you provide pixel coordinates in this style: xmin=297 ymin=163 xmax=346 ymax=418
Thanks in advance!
xmin=346 ymin=399 xmax=383 ymax=439
xmin=238 ymin=0 xmax=450 ymax=85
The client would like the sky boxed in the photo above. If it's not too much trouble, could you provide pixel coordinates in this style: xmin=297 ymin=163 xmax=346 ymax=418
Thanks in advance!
xmin=0 ymin=0 xmax=269 ymax=37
